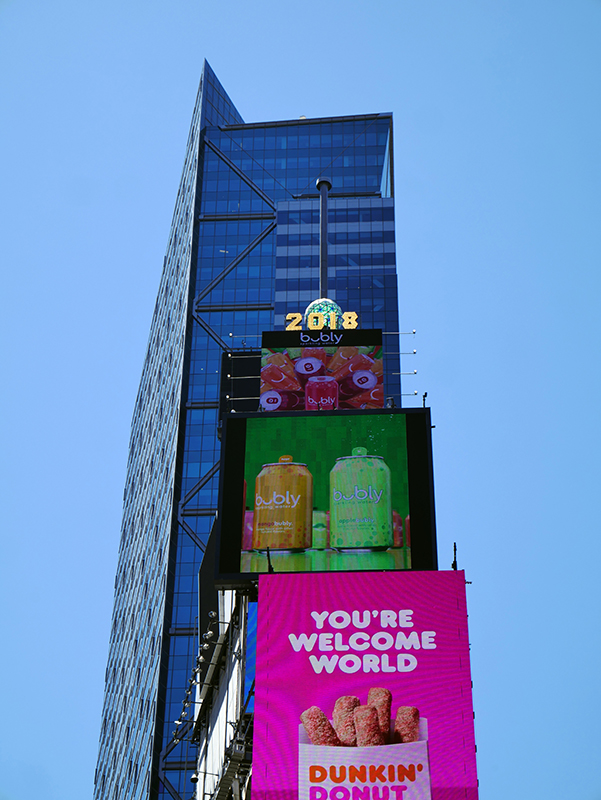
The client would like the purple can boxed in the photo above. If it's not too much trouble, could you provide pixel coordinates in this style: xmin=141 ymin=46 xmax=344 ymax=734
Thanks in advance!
xmin=338 ymin=369 xmax=378 ymax=400
xmin=294 ymin=357 xmax=325 ymax=388
xmin=260 ymin=390 xmax=304 ymax=411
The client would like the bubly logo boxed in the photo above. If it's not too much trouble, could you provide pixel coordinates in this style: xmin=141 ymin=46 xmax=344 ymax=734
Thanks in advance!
xmin=256 ymin=491 xmax=301 ymax=508
xmin=307 ymin=395 xmax=336 ymax=407
xmin=300 ymin=331 xmax=343 ymax=345
xmin=333 ymin=485 xmax=383 ymax=504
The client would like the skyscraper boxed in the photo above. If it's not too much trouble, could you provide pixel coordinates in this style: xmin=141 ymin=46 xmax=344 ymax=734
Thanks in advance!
xmin=94 ymin=60 xmax=402 ymax=800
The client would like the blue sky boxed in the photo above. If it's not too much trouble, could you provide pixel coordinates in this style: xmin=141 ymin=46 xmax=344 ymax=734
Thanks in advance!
xmin=1 ymin=1 xmax=600 ymax=798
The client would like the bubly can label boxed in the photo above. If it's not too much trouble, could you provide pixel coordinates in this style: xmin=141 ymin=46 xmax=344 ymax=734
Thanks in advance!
xmin=305 ymin=376 xmax=339 ymax=410
xmin=253 ymin=455 xmax=313 ymax=550
xmin=329 ymin=446 xmax=393 ymax=548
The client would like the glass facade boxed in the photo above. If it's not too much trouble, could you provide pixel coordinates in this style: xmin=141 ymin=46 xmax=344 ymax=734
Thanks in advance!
xmin=94 ymin=60 xmax=401 ymax=800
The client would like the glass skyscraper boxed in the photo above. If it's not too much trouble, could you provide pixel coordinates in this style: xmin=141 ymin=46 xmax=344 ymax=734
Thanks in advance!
xmin=94 ymin=60 xmax=402 ymax=800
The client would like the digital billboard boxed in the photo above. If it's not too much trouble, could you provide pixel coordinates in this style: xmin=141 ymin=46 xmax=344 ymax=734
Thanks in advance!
xmin=253 ymin=570 xmax=478 ymax=800
xmin=215 ymin=409 xmax=437 ymax=586
xmin=260 ymin=330 xmax=383 ymax=412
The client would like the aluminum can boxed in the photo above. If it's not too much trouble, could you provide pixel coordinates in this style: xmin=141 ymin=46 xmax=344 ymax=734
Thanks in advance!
xmin=312 ymin=509 xmax=329 ymax=549
xmin=329 ymin=446 xmax=393 ymax=548
xmin=326 ymin=346 xmax=358 ymax=374
xmin=343 ymin=383 xmax=384 ymax=409
xmin=264 ymin=351 xmax=297 ymax=381
xmin=242 ymin=510 xmax=254 ymax=551
xmin=261 ymin=363 xmax=300 ymax=392
xmin=260 ymin=389 xmax=304 ymax=411
xmin=305 ymin=376 xmax=339 ymax=410
xmin=300 ymin=347 xmax=328 ymax=364
xmin=330 ymin=353 xmax=375 ymax=381
xmin=294 ymin=357 xmax=325 ymax=387
xmin=392 ymin=510 xmax=403 ymax=547
xmin=338 ymin=369 xmax=378 ymax=400
xmin=252 ymin=455 xmax=313 ymax=550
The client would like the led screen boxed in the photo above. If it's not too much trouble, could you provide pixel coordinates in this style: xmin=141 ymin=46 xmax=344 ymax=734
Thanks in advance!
xmin=216 ymin=409 xmax=437 ymax=586
xmin=253 ymin=570 xmax=478 ymax=800
xmin=260 ymin=330 xmax=383 ymax=412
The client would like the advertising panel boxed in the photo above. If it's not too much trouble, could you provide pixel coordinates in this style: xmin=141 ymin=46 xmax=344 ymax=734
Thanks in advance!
xmin=216 ymin=409 xmax=437 ymax=586
xmin=253 ymin=571 xmax=478 ymax=800
xmin=260 ymin=330 xmax=383 ymax=412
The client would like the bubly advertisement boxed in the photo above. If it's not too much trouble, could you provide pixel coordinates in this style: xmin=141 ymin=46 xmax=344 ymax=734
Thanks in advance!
xmin=253 ymin=571 xmax=478 ymax=800
xmin=260 ymin=330 xmax=383 ymax=412
xmin=216 ymin=409 xmax=437 ymax=585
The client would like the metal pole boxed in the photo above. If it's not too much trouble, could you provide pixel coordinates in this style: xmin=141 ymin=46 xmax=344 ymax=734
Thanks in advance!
xmin=316 ymin=177 xmax=332 ymax=298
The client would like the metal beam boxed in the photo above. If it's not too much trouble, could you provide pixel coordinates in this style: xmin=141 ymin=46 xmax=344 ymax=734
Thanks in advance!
xmin=194 ymin=220 xmax=277 ymax=305
xmin=204 ymin=139 xmax=276 ymax=210
xmin=192 ymin=312 xmax=230 ymax=351
xmin=180 ymin=462 xmax=220 ymax=508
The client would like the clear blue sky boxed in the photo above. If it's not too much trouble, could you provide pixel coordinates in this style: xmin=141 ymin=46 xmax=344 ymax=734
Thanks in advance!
xmin=1 ymin=1 xmax=600 ymax=798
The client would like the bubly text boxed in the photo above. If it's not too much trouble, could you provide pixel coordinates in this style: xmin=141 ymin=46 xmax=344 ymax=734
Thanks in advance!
xmin=256 ymin=491 xmax=301 ymax=508
xmin=333 ymin=486 xmax=383 ymax=504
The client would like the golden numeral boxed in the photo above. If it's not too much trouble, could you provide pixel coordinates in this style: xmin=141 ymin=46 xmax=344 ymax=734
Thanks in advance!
xmin=342 ymin=311 xmax=358 ymax=329
xmin=307 ymin=312 xmax=325 ymax=330
xmin=285 ymin=312 xmax=302 ymax=331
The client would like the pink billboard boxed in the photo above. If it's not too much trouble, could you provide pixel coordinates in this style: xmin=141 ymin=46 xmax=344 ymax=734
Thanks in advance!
xmin=253 ymin=571 xmax=478 ymax=800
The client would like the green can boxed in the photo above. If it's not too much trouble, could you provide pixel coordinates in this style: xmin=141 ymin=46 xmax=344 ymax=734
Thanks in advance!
xmin=312 ymin=509 xmax=329 ymax=549
xmin=329 ymin=446 xmax=393 ymax=548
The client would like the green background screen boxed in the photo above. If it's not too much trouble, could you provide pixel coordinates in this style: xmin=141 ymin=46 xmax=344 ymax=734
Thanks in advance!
xmin=244 ymin=413 xmax=409 ymax=517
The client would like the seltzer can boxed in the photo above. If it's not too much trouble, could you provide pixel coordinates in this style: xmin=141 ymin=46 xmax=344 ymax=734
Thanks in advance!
xmin=294 ymin=357 xmax=325 ymax=387
xmin=312 ymin=509 xmax=329 ymax=549
xmin=338 ymin=369 xmax=378 ymax=400
xmin=252 ymin=455 xmax=313 ymax=550
xmin=305 ymin=376 xmax=339 ymax=410
xmin=329 ymin=446 xmax=393 ymax=548
xmin=260 ymin=389 xmax=304 ymax=411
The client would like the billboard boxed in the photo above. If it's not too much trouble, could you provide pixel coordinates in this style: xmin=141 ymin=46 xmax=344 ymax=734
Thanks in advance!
xmin=253 ymin=570 xmax=478 ymax=800
xmin=260 ymin=330 xmax=383 ymax=412
xmin=215 ymin=409 xmax=437 ymax=586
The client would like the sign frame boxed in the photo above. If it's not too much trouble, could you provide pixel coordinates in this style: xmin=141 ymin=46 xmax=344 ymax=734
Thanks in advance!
xmin=214 ymin=407 xmax=437 ymax=588
xmin=252 ymin=570 xmax=478 ymax=800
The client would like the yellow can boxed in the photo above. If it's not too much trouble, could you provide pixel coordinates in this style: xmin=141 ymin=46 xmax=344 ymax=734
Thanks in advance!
xmin=252 ymin=455 xmax=313 ymax=550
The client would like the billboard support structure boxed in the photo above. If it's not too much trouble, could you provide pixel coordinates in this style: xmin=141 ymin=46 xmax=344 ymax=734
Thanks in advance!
xmin=316 ymin=176 xmax=332 ymax=298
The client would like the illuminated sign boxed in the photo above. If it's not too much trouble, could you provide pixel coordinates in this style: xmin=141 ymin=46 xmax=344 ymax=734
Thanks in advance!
xmin=215 ymin=408 xmax=437 ymax=587
xmin=261 ymin=329 xmax=383 ymax=412
xmin=252 ymin=570 xmax=478 ymax=800
xmin=286 ymin=311 xmax=359 ymax=330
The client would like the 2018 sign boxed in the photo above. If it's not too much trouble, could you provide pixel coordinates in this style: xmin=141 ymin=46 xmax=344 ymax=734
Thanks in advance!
xmin=286 ymin=312 xmax=359 ymax=331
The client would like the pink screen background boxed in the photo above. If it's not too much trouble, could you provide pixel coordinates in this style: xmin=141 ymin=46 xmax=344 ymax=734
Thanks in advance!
xmin=253 ymin=570 xmax=478 ymax=800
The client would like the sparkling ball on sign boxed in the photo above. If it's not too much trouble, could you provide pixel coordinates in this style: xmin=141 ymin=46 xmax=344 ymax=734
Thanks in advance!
xmin=303 ymin=298 xmax=344 ymax=329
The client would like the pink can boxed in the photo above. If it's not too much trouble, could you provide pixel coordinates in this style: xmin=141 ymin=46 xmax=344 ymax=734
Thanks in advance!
xmin=305 ymin=376 xmax=339 ymax=411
